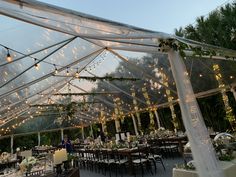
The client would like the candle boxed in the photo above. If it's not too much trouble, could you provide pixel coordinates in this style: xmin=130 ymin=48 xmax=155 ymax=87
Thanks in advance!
xmin=53 ymin=149 xmax=68 ymax=165
xmin=127 ymin=136 xmax=131 ymax=143
xmin=53 ymin=154 xmax=61 ymax=165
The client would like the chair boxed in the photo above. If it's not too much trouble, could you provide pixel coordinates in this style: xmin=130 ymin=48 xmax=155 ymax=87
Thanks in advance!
xmin=101 ymin=149 xmax=116 ymax=177
xmin=77 ymin=149 xmax=87 ymax=168
xmin=85 ymin=149 xmax=96 ymax=171
xmin=112 ymin=149 xmax=128 ymax=177
xmin=25 ymin=169 xmax=44 ymax=176
xmin=132 ymin=146 xmax=150 ymax=177
xmin=159 ymin=140 xmax=179 ymax=158
xmin=148 ymin=146 xmax=165 ymax=173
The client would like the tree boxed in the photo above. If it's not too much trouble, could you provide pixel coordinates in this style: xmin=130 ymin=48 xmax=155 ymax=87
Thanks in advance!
xmin=175 ymin=3 xmax=236 ymax=50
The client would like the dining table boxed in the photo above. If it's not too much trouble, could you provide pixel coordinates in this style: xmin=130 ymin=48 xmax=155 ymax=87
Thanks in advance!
xmin=76 ymin=146 xmax=148 ymax=175
xmin=0 ymin=168 xmax=80 ymax=177
xmin=117 ymin=147 xmax=146 ymax=175
xmin=155 ymin=136 xmax=188 ymax=156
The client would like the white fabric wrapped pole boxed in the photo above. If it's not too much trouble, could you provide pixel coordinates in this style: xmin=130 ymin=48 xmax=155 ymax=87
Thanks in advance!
xmin=154 ymin=109 xmax=161 ymax=129
xmin=60 ymin=129 xmax=64 ymax=141
xmin=168 ymin=49 xmax=224 ymax=177
xmin=81 ymin=126 xmax=85 ymax=140
xmin=115 ymin=119 xmax=121 ymax=133
xmin=231 ymin=87 xmax=236 ymax=102
xmin=131 ymin=114 xmax=138 ymax=135
xmin=10 ymin=135 xmax=14 ymax=154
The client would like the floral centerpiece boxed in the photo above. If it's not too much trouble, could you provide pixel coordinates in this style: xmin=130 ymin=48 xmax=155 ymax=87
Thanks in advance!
xmin=175 ymin=160 xmax=196 ymax=170
xmin=19 ymin=156 xmax=37 ymax=173
xmin=0 ymin=152 xmax=11 ymax=163
xmin=184 ymin=142 xmax=191 ymax=153
xmin=149 ymin=127 xmax=175 ymax=139
xmin=213 ymin=133 xmax=235 ymax=158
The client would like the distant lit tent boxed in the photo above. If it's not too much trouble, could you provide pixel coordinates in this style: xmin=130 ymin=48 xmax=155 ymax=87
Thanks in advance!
xmin=0 ymin=1 xmax=236 ymax=177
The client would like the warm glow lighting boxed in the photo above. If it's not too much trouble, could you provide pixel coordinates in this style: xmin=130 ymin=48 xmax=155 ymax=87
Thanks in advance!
xmin=75 ymin=69 xmax=79 ymax=78
xmin=6 ymin=49 xmax=12 ymax=62
xmin=230 ymin=76 xmax=234 ymax=79
xmin=54 ymin=64 xmax=58 ymax=74
xmin=34 ymin=58 xmax=40 ymax=70
xmin=35 ymin=63 xmax=40 ymax=70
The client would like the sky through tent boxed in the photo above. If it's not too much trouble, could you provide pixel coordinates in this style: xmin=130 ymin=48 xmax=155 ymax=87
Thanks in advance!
xmin=0 ymin=0 xmax=235 ymax=135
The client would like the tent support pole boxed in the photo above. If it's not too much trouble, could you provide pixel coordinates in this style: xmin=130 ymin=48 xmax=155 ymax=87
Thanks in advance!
xmin=38 ymin=132 xmax=41 ymax=146
xmin=136 ymin=113 xmax=142 ymax=132
xmin=131 ymin=114 xmax=138 ymax=135
xmin=231 ymin=87 xmax=236 ymax=102
xmin=90 ymin=124 xmax=94 ymax=138
xmin=81 ymin=126 xmax=85 ymax=140
xmin=154 ymin=109 xmax=161 ymax=129
xmin=168 ymin=49 xmax=224 ymax=177
xmin=115 ymin=119 xmax=121 ymax=133
xmin=60 ymin=129 xmax=64 ymax=141
xmin=10 ymin=135 xmax=14 ymax=154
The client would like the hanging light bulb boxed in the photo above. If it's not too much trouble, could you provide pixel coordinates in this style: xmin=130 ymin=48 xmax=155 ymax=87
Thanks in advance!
xmin=6 ymin=48 xmax=12 ymax=62
xmin=34 ymin=59 xmax=40 ymax=70
xmin=54 ymin=64 xmax=58 ymax=74
xmin=75 ymin=68 xmax=79 ymax=78
xmin=66 ymin=67 xmax=69 ymax=76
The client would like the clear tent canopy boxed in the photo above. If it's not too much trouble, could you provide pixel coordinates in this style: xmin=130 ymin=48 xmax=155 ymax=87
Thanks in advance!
xmin=0 ymin=0 xmax=236 ymax=136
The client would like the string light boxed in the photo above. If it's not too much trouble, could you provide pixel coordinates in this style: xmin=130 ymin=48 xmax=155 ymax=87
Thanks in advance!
xmin=230 ymin=76 xmax=234 ymax=79
xmin=66 ymin=67 xmax=69 ymax=76
xmin=34 ymin=58 xmax=40 ymax=70
xmin=213 ymin=64 xmax=236 ymax=130
xmin=6 ymin=48 xmax=12 ymax=62
xmin=54 ymin=64 xmax=58 ymax=74
xmin=75 ymin=68 xmax=79 ymax=78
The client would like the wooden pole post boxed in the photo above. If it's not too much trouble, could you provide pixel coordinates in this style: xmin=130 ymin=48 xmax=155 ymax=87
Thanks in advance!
xmin=38 ymin=132 xmax=41 ymax=146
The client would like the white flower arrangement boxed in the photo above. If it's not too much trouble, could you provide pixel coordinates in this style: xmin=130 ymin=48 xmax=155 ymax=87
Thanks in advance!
xmin=158 ymin=127 xmax=166 ymax=131
xmin=20 ymin=156 xmax=37 ymax=173
xmin=0 ymin=152 xmax=11 ymax=163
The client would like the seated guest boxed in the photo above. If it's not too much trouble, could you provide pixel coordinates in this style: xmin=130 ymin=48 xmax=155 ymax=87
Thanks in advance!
xmin=62 ymin=135 xmax=73 ymax=153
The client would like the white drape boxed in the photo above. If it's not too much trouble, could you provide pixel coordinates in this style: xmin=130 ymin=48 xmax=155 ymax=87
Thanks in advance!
xmin=168 ymin=49 xmax=224 ymax=177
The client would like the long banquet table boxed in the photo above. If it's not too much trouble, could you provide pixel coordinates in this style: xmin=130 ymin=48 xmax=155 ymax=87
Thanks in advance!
xmin=0 ymin=168 xmax=80 ymax=177
xmin=157 ymin=136 xmax=188 ymax=155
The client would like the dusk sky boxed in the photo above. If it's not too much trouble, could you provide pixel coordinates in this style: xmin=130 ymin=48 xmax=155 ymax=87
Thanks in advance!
xmin=39 ymin=0 xmax=231 ymax=34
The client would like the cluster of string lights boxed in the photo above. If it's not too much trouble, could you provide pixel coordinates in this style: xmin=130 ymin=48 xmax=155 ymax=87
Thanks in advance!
xmin=0 ymin=44 xmax=107 ymax=81
xmin=0 ymin=53 xmax=109 ymax=135
xmin=0 ymin=43 xmax=236 ymax=136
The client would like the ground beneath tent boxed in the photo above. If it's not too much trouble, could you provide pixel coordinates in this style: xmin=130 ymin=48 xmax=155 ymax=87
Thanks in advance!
xmin=80 ymin=157 xmax=183 ymax=177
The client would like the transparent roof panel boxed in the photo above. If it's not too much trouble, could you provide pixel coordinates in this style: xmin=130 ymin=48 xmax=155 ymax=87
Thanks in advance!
xmin=0 ymin=0 xmax=235 ymax=135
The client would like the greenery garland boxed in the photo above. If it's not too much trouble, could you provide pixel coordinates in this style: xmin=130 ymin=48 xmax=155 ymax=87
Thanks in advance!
xmin=56 ymin=75 xmax=140 ymax=81
xmin=158 ymin=39 xmax=228 ymax=59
